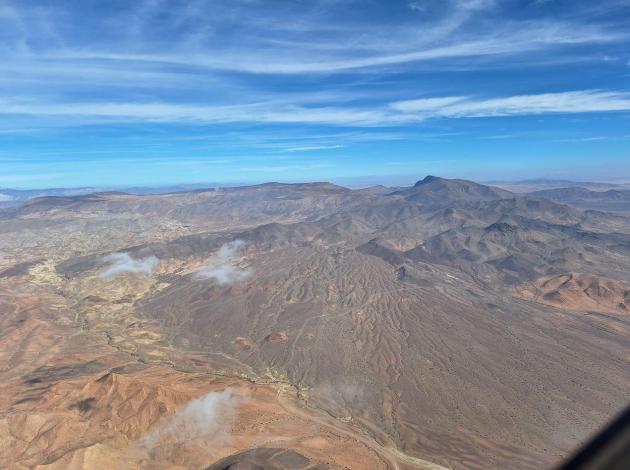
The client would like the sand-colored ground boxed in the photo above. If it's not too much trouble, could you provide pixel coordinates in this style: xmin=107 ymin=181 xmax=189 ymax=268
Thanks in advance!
xmin=519 ymin=272 xmax=630 ymax=315
xmin=0 ymin=285 xmax=438 ymax=470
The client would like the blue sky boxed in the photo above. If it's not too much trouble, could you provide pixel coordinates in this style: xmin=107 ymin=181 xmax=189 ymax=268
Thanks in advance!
xmin=1 ymin=0 xmax=630 ymax=188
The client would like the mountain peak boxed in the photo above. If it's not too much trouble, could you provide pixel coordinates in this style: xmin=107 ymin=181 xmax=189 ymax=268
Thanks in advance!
xmin=415 ymin=175 xmax=443 ymax=186
xmin=394 ymin=176 xmax=513 ymax=204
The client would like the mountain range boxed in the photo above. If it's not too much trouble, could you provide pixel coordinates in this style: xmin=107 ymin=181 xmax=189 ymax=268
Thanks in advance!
xmin=1 ymin=176 xmax=628 ymax=469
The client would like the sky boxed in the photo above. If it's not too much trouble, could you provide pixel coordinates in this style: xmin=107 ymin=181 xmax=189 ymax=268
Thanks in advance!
xmin=1 ymin=0 xmax=630 ymax=189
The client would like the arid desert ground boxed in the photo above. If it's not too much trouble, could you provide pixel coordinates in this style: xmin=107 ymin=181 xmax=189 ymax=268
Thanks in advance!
xmin=1 ymin=176 xmax=629 ymax=469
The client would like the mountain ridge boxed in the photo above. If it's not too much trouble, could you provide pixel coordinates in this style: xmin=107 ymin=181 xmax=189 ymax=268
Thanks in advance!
xmin=1 ymin=175 xmax=629 ymax=469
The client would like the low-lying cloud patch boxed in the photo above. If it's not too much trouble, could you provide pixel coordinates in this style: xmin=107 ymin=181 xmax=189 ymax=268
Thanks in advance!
xmin=198 ymin=264 xmax=252 ymax=285
xmin=197 ymin=240 xmax=253 ymax=285
xmin=99 ymin=252 xmax=159 ymax=278
xmin=136 ymin=388 xmax=242 ymax=457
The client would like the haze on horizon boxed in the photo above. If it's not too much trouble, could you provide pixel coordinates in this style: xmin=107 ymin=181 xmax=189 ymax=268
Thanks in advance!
xmin=1 ymin=0 xmax=630 ymax=189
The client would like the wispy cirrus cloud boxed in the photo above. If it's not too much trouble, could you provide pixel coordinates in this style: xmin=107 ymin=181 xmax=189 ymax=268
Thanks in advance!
xmin=280 ymin=145 xmax=344 ymax=152
xmin=391 ymin=90 xmax=630 ymax=118
xmin=1 ymin=0 xmax=627 ymax=82
xmin=2 ymin=0 xmax=630 ymax=187
xmin=0 ymin=100 xmax=402 ymax=126
xmin=1 ymin=0 xmax=628 ymax=128
xmin=41 ymin=24 xmax=622 ymax=76
xmin=2 ymin=90 xmax=630 ymax=127
xmin=391 ymin=97 xmax=468 ymax=113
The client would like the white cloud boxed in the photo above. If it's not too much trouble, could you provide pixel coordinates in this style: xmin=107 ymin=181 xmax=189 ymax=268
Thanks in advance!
xmin=391 ymin=90 xmax=630 ymax=118
xmin=0 ymin=100 xmax=400 ymax=127
xmin=390 ymin=96 xmax=467 ymax=112
xmin=197 ymin=240 xmax=253 ymax=285
xmin=50 ymin=25 xmax=621 ymax=75
xmin=457 ymin=0 xmax=496 ymax=11
xmin=136 ymin=388 xmax=242 ymax=455
xmin=1 ymin=1 xmax=629 ymax=133
xmin=100 ymin=252 xmax=158 ymax=278
xmin=215 ymin=239 xmax=246 ymax=259
xmin=282 ymin=145 xmax=344 ymax=152
xmin=4 ymin=0 xmax=625 ymax=78
xmin=408 ymin=2 xmax=426 ymax=12
xmin=555 ymin=136 xmax=608 ymax=142
xmin=198 ymin=264 xmax=251 ymax=285
xmin=4 ymin=89 xmax=628 ymax=128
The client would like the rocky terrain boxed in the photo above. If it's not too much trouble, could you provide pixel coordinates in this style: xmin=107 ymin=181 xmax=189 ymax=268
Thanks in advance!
xmin=518 ymin=272 xmax=630 ymax=315
xmin=1 ymin=176 xmax=629 ymax=469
